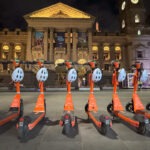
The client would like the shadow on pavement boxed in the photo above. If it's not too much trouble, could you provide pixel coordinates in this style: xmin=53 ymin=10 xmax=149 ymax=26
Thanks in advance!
xmin=77 ymin=116 xmax=118 ymax=139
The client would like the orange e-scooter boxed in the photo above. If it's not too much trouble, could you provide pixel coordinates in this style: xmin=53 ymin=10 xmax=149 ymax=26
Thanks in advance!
xmin=126 ymin=62 xmax=150 ymax=119
xmin=107 ymin=60 xmax=150 ymax=134
xmin=59 ymin=61 xmax=78 ymax=136
xmin=17 ymin=60 xmax=48 ymax=140
xmin=84 ymin=61 xmax=112 ymax=135
xmin=0 ymin=60 xmax=24 ymax=127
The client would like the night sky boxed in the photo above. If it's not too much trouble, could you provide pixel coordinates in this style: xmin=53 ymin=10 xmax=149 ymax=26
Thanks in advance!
xmin=0 ymin=0 xmax=150 ymax=32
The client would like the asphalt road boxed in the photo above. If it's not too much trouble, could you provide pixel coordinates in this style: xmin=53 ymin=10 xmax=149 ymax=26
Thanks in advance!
xmin=0 ymin=89 xmax=150 ymax=150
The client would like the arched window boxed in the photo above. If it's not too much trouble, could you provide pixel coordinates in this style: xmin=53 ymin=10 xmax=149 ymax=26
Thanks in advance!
xmin=121 ymin=1 xmax=126 ymax=10
xmin=2 ymin=44 xmax=9 ymax=59
xmin=14 ymin=45 xmax=22 ymax=59
xmin=115 ymin=46 xmax=122 ymax=60
xmin=135 ymin=14 xmax=140 ymax=23
xmin=103 ymin=46 xmax=110 ymax=61
xmin=122 ymin=20 xmax=125 ymax=29
xmin=137 ymin=30 xmax=141 ymax=35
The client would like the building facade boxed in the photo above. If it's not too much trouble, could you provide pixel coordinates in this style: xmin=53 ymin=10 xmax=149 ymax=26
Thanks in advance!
xmin=0 ymin=1 xmax=150 ymax=73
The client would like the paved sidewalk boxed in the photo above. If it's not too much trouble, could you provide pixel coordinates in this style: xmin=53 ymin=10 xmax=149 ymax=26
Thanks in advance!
xmin=0 ymin=90 xmax=150 ymax=150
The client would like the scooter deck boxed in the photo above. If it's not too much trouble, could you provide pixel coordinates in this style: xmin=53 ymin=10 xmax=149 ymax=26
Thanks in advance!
xmin=27 ymin=112 xmax=45 ymax=130
xmin=114 ymin=111 xmax=139 ymax=128
xmin=89 ymin=111 xmax=101 ymax=120
xmin=0 ymin=111 xmax=18 ymax=126
xmin=87 ymin=111 xmax=102 ymax=128
xmin=28 ymin=112 xmax=44 ymax=122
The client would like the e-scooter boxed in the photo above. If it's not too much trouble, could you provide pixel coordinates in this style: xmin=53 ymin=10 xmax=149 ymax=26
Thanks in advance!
xmin=126 ymin=62 xmax=150 ymax=119
xmin=107 ymin=60 xmax=150 ymax=134
xmin=0 ymin=60 xmax=24 ymax=127
xmin=17 ymin=60 xmax=48 ymax=140
xmin=59 ymin=61 xmax=78 ymax=137
xmin=84 ymin=61 xmax=112 ymax=135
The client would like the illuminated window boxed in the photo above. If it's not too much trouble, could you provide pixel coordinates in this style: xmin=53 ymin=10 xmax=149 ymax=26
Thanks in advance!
xmin=115 ymin=46 xmax=121 ymax=51
xmin=78 ymin=59 xmax=87 ymax=64
xmin=135 ymin=14 xmax=140 ymax=23
xmin=121 ymin=1 xmax=126 ymax=10
xmin=104 ymin=46 xmax=110 ymax=51
xmin=122 ymin=20 xmax=125 ymax=29
xmin=3 ymin=45 xmax=9 ymax=51
xmin=92 ymin=46 xmax=98 ymax=51
xmin=137 ymin=30 xmax=141 ymax=35
xmin=104 ymin=64 xmax=110 ymax=71
xmin=115 ymin=46 xmax=121 ymax=60
xmin=92 ymin=53 xmax=98 ymax=60
xmin=15 ymin=45 xmax=21 ymax=51
xmin=137 ymin=51 xmax=143 ymax=58
xmin=103 ymin=53 xmax=109 ymax=61
xmin=103 ymin=46 xmax=110 ymax=60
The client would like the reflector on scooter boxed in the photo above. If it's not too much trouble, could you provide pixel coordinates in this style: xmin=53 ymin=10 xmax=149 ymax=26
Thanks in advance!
xmin=118 ymin=68 xmax=126 ymax=82
xmin=67 ymin=68 xmax=77 ymax=82
xmin=140 ymin=70 xmax=148 ymax=83
xmin=92 ymin=68 xmax=102 ymax=82
xmin=36 ymin=68 xmax=48 ymax=82
xmin=12 ymin=67 xmax=24 ymax=82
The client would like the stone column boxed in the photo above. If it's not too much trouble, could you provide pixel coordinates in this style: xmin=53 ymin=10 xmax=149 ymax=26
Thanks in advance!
xmin=0 ymin=48 xmax=1 ymax=60
xmin=122 ymin=44 xmax=129 ymax=69
xmin=110 ymin=44 xmax=115 ymax=61
xmin=72 ymin=29 xmax=77 ymax=61
xmin=9 ymin=44 xmax=13 ymax=60
xmin=98 ymin=43 xmax=104 ymax=69
xmin=44 ymin=28 xmax=48 ymax=60
xmin=26 ymin=27 xmax=32 ymax=61
xmin=66 ymin=28 xmax=71 ymax=60
xmin=20 ymin=44 xmax=26 ymax=61
xmin=88 ymin=29 xmax=92 ymax=60
xmin=49 ymin=28 xmax=54 ymax=62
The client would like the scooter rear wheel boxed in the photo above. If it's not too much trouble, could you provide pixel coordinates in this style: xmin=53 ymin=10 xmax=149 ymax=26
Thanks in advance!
xmin=18 ymin=116 xmax=30 ymax=141
xmin=100 ymin=123 xmax=109 ymax=135
xmin=137 ymin=122 xmax=147 ymax=135
xmin=63 ymin=114 xmax=72 ymax=136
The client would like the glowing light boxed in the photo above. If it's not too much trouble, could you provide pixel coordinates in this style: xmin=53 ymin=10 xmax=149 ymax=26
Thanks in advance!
xmin=78 ymin=59 xmax=87 ymax=64
xmin=3 ymin=45 xmax=9 ymax=51
xmin=15 ymin=45 xmax=21 ymax=51
xmin=115 ymin=46 xmax=121 ymax=51
xmin=92 ymin=46 xmax=98 ymax=51
xmin=104 ymin=46 xmax=110 ymax=51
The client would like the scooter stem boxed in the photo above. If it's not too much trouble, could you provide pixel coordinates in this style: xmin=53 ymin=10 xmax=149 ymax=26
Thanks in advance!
xmin=113 ymin=70 xmax=118 ymax=94
xmin=39 ymin=82 xmax=44 ymax=94
xmin=133 ymin=70 xmax=138 ymax=93
xmin=15 ymin=82 xmax=20 ymax=94
xmin=67 ymin=81 xmax=71 ymax=93
xmin=90 ymin=80 xmax=94 ymax=93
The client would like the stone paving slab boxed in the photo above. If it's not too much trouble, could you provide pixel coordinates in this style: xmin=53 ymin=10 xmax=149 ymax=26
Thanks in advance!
xmin=0 ymin=90 xmax=150 ymax=150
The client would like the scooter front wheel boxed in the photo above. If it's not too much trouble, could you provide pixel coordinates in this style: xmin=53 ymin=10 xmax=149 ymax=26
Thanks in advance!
xmin=107 ymin=103 xmax=113 ymax=114
xmin=85 ymin=103 xmax=88 ymax=112
xmin=126 ymin=102 xmax=134 ymax=113
xmin=146 ymin=103 xmax=150 ymax=111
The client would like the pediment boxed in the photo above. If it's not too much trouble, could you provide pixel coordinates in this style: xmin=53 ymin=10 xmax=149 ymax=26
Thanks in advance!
xmin=134 ymin=43 xmax=147 ymax=49
xmin=24 ymin=2 xmax=93 ymax=19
